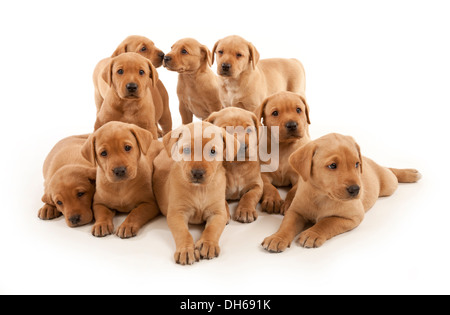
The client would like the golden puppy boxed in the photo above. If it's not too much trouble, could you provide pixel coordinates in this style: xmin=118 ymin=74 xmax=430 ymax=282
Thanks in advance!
xmin=82 ymin=121 xmax=163 ymax=238
xmin=38 ymin=135 xmax=96 ymax=227
xmin=153 ymin=122 xmax=238 ymax=265
xmin=206 ymin=107 xmax=263 ymax=223
xmin=262 ymin=133 xmax=422 ymax=252
xmin=164 ymin=38 xmax=222 ymax=123
xmin=258 ymin=91 xmax=311 ymax=214
xmin=212 ymin=35 xmax=306 ymax=112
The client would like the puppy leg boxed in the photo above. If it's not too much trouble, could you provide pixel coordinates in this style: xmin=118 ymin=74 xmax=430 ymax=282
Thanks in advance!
xmin=234 ymin=184 xmax=263 ymax=223
xmin=179 ymin=102 xmax=193 ymax=125
xmin=262 ymin=210 xmax=307 ymax=253
xmin=92 ymin=204 xmax=115 ymax=237
xmin=38 ymin=203 xmax=61 ymax=220
xmin=116 ymin=201 xmax=160 ymax=239
xmin=298 ymin=215 xmax=363 ymax=248
xmin=167 ymin=211 xmax=199 ymax=265
xmin=196 ymin=212 xmax=228 ymax=260
xmin=280 ymin=184 xmax=298 ymax=215
xmin=261 ymin=174 xmax=284 ymax=214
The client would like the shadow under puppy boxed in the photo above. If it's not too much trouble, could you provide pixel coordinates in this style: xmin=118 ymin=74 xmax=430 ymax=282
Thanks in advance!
xmin=82 ymin=121 xmax=163 ymax=238
xmin=262 ymin=133 xmax=422 ymax=252
xmin=206 ymin=107 xmax=263 ymax=223
xmin=153 ymin=122 xmax=239 ymax=265
xmin=38 ymin=135 xmax=96 ymax=227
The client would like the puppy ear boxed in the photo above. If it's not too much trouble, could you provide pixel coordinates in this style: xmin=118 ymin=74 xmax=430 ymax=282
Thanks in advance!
xmin=205 ymin=111 xmax=220 ymax=125
xmin=87 ymin=167 xmax=97 ymax=185
xmin=102 ymin=59 xmax=114 ymax=87
xmin=41 ymin=193 xmax=54 ymax=206
xmin=111 ymin=42 xmax=128 ymax=57
xmin=289 ymin=142 xmax=317 ymax=182
xmin=201 ymin=45 xmax=213 ymax=67
xmin=162 ymin=127 xmax=184 ymax=157
xmin=298 ymin=94 xmax=311 ymax=125
xmin=211 ymin=40 xmax=220 ymax=65
xmin=258 ymin=96 xmax=270 ymax=125
xmin=248 ymin=42 xmax=260 ymax=70
xmin=130 ymin=124 xmax=153 ymax=155
xmin=354 ymin=141 xmax=363 ymax=174
xmin=81 ymin=134 xmax=97 ymax=166
xmin=148 ymin=60 xmax=159 ymax=88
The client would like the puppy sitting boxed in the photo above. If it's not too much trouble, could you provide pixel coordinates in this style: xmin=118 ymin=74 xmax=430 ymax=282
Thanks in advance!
xmin=38 ymin=135 xmax=96 ymax=227
xmin=153 ymin=122 xmax=238 ymax=265
xmin=262 ymin=133 xmax=422 ymax=252
xmin=82 ymin=121 xmax=163 ymax=238
xmin=206 ymin=107 xmax=263 ymax=223
xmin=164 ymin=38 xmax=222 ymax=123
xmin=258 ymin=91 xmax=311 ymax=214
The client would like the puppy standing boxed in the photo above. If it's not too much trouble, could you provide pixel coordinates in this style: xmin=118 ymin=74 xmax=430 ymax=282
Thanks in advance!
xmin=153 ymin=122 xmax=238 ymax=265
xmin=258 ymin=92 xmax=311 ymax=214
xmin=262 ymin=133 xmax=422 ymax=252
xmin=38 ymin=135 xmax=96 ymax=227
xmin=82 ymin=121 xmax=163 ymax=238
xmin=206 ymin=107 xmax=263 ymax=223
xmin=212 ymin=35 xmax=306 ymax=112
xmin=164 ymin=38 xmax=222 ymax=124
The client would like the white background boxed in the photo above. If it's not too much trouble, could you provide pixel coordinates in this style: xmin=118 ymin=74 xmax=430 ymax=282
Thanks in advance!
xmin=1 ymin=0 xmax=449 ymax=295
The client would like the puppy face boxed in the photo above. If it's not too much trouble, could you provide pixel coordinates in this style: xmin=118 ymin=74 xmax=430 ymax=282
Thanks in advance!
xmin=46 ymin=166 xmax=96 ymax=227
xmin=259 ymin=92 xmax=311 ymax=143
xmin=163 ymin=122 xmax=238 ymax=185
xmin=164 ymin=38 xmax=212 ymax=73
xmin=206 ymin=107 xmax=260 ymax=160
xmin=212 ymin=35 xmax=260 ymax=78
xmin=82 ymin=122 xmax=153 ymax=183
xmin=102 ymin=52 xmax=158 ymax=99
xmin=112 ymin=35 xmax=165 ymax=68
xmin=289 ymin=133 xmax=363 ymax=201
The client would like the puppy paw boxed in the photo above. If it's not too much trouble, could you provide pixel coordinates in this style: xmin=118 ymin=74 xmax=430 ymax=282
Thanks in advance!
xmin=38 ymin=204 xmax=61 ymax=220
xmin=92 ymin=221 xmax=114 ymax=237
xmin=116 ymin=223 xmax=138 ymax=239
xmin=297 ymin=230 xmax=326 ymax=248
xmin=195 ymin=239 xmax=220 ymax=260
xmin=261 ymin=234 xmax=290 ymax=253
xmin=174 ymin=245 xmax=200 ymax=265
xmin=280 ymin=201 xmax=292 ymax=216
xmin=261 ymin=195 xmax=284 ymax=214
xmin=234 ymin=206 xmax=258 ymax=223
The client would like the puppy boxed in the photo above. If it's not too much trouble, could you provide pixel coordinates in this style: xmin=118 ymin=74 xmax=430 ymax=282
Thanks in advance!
xmin=111 ymin=35 xmax=165 ymax=68
xmin=258 ymin=91 xmax=311 ymax=214
xmin=164 ymin=38 xmax=222 ymax=123
xmin=153 ymin=122 xmax=238 ymax=265
xmin=82 ymin=121 xmax=163 ymax=238
xmin=38 ymin=135 xmax=96 ymax=227
xmin=206 ymin=107 xmax=263 ymax=223
xmin=212 ymin=35 xmax=306 ymax=112
xmin=262 ymin=133 xmax=422 ymax=252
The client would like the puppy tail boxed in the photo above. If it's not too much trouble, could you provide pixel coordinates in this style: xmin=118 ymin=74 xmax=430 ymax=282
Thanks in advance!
xmin=389 ymin=168 xmax=422 ymax=183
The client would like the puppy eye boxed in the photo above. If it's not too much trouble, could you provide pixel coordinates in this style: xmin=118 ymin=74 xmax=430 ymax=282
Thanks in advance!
xmin=140 ymin=46 xmax=147 ymax=52
xmin=125 ymin=145 xmax=132 ymax=152
xmin=77 ymin=192 xmax=85 ymax=198
xmin=183 ymin=147 xmax=191 ymax=155
xmin=117 ymin=69 xmax=124 ymax=75
xmin=328 ymin=163 xmax=337 ymax=170
xmin=100 ymin=150 xmax=108 ymax=157
xmin=139 ymin=70 xmax=145 ymax=76
xmin=272 ymin=111 xmax=279 ymax=117
xmin=296 ymin=108 xmax=302 ymax=114
xmin=210 ymin=148 xmax=217 ymax=156
xmin=181 ymin=49 xmax=188 ymax=55
xmin=236 ymin=53 xmax=242 ymax=58
xmin=246 ymin=127 xmax=253 ymax=134
xmin=56 ymin=200 xmax=63 ymax=206
xmin=218 ymin=50 xmax=224 ymax=55
xmin=356 ymin=162 xmax=360 ymax=168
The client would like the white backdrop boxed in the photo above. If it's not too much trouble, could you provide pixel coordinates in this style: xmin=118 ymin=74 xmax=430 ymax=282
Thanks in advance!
xmin=1 ymin=0 xmax=449 ymax=294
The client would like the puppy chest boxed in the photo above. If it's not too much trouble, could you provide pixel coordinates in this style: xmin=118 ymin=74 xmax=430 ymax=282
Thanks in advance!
xmin=226 ymin=175 xmax=246 ymax=200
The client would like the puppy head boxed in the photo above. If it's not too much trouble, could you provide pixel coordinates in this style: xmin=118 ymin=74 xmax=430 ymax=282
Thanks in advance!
xmin=82 ymin=121 xmax=153 ymax=183
xmin=206 ymin=107 xmax=260 ymax=160
xmin=163 ymin=38 xmax=212 ymax=73
xmin=112 ymin=35 xmax=165 ymax=68
xmin=258 ymin=92 xmax=311 ymax=143
xmin=102 ymin=52 xmax=159 ymax=99
xmin=44 ymin=166 xmax=96 ymax=227
xmin=289 ymin=133 xmax=363 ymax=201
xmin=162 ymin=122 xmax=239 ymax=185
xmin=212 ymin=35 xmax=260 ymax=78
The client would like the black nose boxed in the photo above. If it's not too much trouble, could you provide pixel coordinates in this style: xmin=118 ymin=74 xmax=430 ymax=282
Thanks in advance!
xmin=69 ymin=215 xmax=81 ymax=225
xmin=113 ymin=166 xmax=127 ymax=178
xmin=158 ymin=52 xmax=165 ymax=59
xmin=126 ymin=83 xmax=138 ymax=93
xmin=285 ymin=121 xmax=298 ymax=131
xmin=221 ymin=63 xmax=231 ymax=71
xmin=347 ymin=185 xmax=360 ymax=197
xmin=164 ymin=55 xmax=172 ymax=62
xmin=191 ymin=169 xmax=205 ymax=180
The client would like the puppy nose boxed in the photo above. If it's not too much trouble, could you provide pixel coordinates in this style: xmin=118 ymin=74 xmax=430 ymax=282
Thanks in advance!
xmin=158 ymin=52 xmax=165 ymax=59
xmin=191 ymin=169 xmax=205 ymax=180
xmin=126 ymin=83 xmax=138 ymax=93
xmin=113 ymin=166 xmax=127 ymax=178
xmin=164 ymin=55 xmax=172 ymax=62
xmin=347 ymin=185 xmax=360 ymax=197
xmin=285 ymin=121 xmax=298 ymax=131
xmin=69 ymin=215 xmax=81 ymax=226
xmin=221 ymin=63 xmax=231 ymax=71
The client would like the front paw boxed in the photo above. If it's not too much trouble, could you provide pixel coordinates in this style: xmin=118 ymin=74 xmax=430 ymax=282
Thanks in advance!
xmin=174 ymin=245 xmax=200 ymax=265
xmin=261 ymin=194 xmax=284 ymax=214
xmin=297 ymin=230 xmax=326 ymax=248
xmin=261 ymin=234 xmax=290 ymax=253
xmin=234 ymin=205 xmax=258 ymax=223
xmin=38 ymin=204 xmax=61 ymax=220
xmin=195 ymin=239 xmax=220 ymax=260
xmin=92 ymin=221 xmax=114 ymax=237
xmin=116 ymin=223 xmax=138 ymax=239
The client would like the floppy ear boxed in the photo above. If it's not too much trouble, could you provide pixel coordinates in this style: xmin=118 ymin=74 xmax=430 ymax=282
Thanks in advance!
xmin=102 ymin=59 xmax=114 ymax=87
xmin=298 ymin=94 xmax=311 ymax=125
xmin=41 ymin=193 xmax=54 ymax=206
xmin=111 ymin=42 xmax=128 ymax=57
xmin=248 ymin=42 xmax=260 ymax=70
xmin=129 ymin=124 xmax=153 ymax=155
xmin=222 ymin=128 xmax=240 ymax=161
xmin=86 ymin=167 xmax=97 ymax=186
xmin=162 ymin=128 xmax=183 ymax=157
xmin=205 ymin=111 xmax=220 ymax=125
xmin=258 ymin=96 xmax=271 ymax=125
xmin=354 ymin=141 xmax=363 ymax=174
xmin=211 ymin=40 xmax=220 ymax=65
xmin=289 ymin=142 xmax=317 ymax=182
xmin=147 ymin=60 xmax=159 ymax=88
xmin=200 ymin=45 xmax=213 ymax=67
xmin=81 ymin=134 xmax=97 ymax=166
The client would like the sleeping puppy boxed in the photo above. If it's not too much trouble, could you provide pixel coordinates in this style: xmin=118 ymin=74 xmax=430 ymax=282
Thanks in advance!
xmin=164 ymin=38 xmax=222 ymax=123
xmin=212 ymin=35 xmax=306 ymax=112
xmin=206 ymin=107 xmax=263 ymax=223
xmin=153 ymin=122 xmax=239 ymax=265
xmin=94 ymin=52 xmax=171 ymax=139
xmin=38 ymin=135 xmax=96 ymax=227
xmin=82 ymin=121 xmax=163 ymax=238
xmin=258 ymin=91 xmax=311 ymax=215
xmin=262 ymin=133 xmax=422 ymax=252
